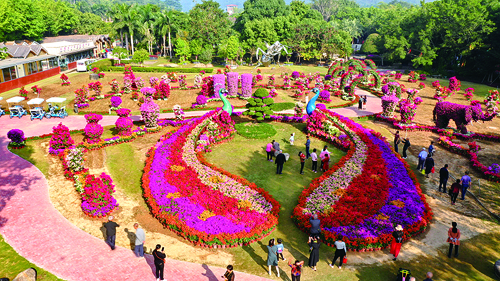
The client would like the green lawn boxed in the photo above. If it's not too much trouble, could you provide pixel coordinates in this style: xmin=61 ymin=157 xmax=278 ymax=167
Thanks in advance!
xmin=0 ymin=235 xmax=62 ymax=280
xmin=9 ymin=139 xmax=49 ymax=176
xmin=105 ymin=142 xmax=144 ymax=198
xmin=426 ymin=78 xmax=497 ymax=98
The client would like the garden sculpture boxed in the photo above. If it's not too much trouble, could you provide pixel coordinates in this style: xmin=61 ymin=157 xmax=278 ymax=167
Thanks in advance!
xmin=219 ymin=88 xmax=232 ymax=115
xmin=433 ymin=101 xmax=497 ymax=134
xmin=255 ymin=41 xmax=289 ymax=68
xmin=306 ymin=88 xmax=320 ymax=116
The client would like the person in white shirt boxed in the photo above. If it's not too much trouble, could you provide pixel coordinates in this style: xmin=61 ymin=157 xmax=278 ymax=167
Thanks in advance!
xmin=289 ymin=133 xmax=295 ymax=145
xmin=417 ymin=148 xmax=428 ymax=171
xmin=329 ymin=235 xmax=346 ymax=269
xmin=134 ymin=223 xmax=146 ymax=257
xmin=311 ymin=149 xmax=318 ymax=173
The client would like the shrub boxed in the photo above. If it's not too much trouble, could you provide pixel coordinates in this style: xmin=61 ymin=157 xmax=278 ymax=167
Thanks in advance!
xmin=49 ymin=123 xmax=74 ymax=154
xmin=140 ymin=96 xmax=160 ymax=127
xmin=115 ymin=108 xmax=133 ymax=136
xmin=291 ymin=71 xmax=300 ymax=79
xmin=81 ymin=173 xmax=118 ymax=217
xmin=235 ymin=122 xmax=277 ymax=139
xmin=319 ymin=90 xmax=331 ymax=102
xmin=7 ymin=129 xmax=25 ymax=146
xmin=244 ymin=88 xmax=275 ymax=121
xmin=110 ymin=96 xmax=122 ymax=108
xmin=196 ymin=95 xmax=208 ymax=105
xmin=84 ymin=113 xmax=103 ymax=144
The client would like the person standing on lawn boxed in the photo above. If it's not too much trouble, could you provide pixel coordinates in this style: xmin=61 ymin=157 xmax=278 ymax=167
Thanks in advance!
xmin=104 ymin=216 xmax=119 ymax=250
xmin=266 ymin=141 xmax=275 ymax=162
xmin=267 ymin=238 xmax=280 ymax=277
xmin=460 ymin=171 xmax=471 ymax=200
xmin=275 ymin=150 xmax=286 ymax=175
xmin=439 ymin=164 xmax=449 ymax=193
xmin=288 ymin=260 xmax=304 ymax=281
xmin=450 ymin=179 xmax=461 ymax=205
xmin=390 ymin=225 xmax=404 ymax=261
xmin=298 ymin=151 xmax=306 ymax=174
xmin=273 ymin=140 xmax=281 ymax=156
xmin=393 ymin=130 xmax=401 ymax=153
xmin=309 ymin=213 xmax=321 ymax=236
xmin=417 ymin=148 xmax=428 ymax=171
xmin=322 ymin=152 xmax=330 ymax=172
xmin=429 ymin=141 xmax=435 ymax=156
xmin=401 ymin=138 xmax=411 ymax=159
xmin=305 ymin=136 xmax=311 ymax=159
xmin=289 ymin=133 xmax=295 ymax=145
xmin=133 ymin=223 xmax=145 ymax=257
xmin=447 ymin=222 xmax=460 ymax=258
xmin=311 ymin=148 xmax=318 ymax=173
xmin=329 ymin=235 xmax=347 ymax=269
xmin=308 ymin=235 xmax=321 ymax=271
xmin=424 ymin=154 xmax=434 ymax=178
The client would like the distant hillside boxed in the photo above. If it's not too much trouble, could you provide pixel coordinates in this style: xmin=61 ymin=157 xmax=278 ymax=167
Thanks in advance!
xmin=180 ymin=0 xmax=429 ymax=12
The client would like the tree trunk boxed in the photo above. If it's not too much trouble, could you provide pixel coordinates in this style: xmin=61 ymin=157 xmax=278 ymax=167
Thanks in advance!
xmin=130 ymin=31 xmax=134 ymax=55
xmin=125 ymin=33 xmax=129 ymax=54
xmin=120 ymin=29 xmax=123 ymax=48
xmin=163 ymin=35 xmax=166 ymax=57
xmin=168 ymin=32 xmax=172 ymax=59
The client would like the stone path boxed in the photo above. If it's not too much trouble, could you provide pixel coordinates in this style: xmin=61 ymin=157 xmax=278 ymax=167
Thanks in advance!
xmin=0 ymin=90 xmax=382 ymax=280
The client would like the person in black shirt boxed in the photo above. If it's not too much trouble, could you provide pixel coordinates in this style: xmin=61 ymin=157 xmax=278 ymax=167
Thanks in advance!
xmin=222 ymin=265 xmax=235 ymax=281
xmin=309 ymin=213 xmax=321 ymax=236
xmin=439 ymin=164 xmax=449 ymax=193
xmin=401 ymin=138 xmax=411 ymax=159
xmin=103 ymin=216 xmax=119 ymax=250
xmin=424 ymin=155 xmax=434 ymax=178
xmin=153 ymin=244 xmax=166 ymax=281
xmin=275 ymin=150 xmax=286 ymax=174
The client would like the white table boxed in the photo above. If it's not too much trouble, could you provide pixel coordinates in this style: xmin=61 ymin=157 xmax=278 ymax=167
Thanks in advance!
xmin=27 ymin=98 xmax=45 ymax=105
xmin=46 ymin=97 xmax=67 ymax=103
xmin=6 ymin=96 xmax=25 ymax=104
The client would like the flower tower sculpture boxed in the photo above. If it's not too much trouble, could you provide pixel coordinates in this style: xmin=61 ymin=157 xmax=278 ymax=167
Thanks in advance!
xmin=213 ymin=74 xmax=225 ymax=98
xmin=173 ymin=104 xmax=185 ymax=121
xmin=381 ymin=94 xmax=399 ymax=117
xmin=84 ymin=113 xmax=104 ymax=143
xmin=243 ymin=88 xmax=274 ymax=121
xmin=115 ymin=108 xmax=133 ymax=136
xmin=227 ymin=72 xmax=238 ymax=96
xmin=240 ymin=73 xmax=253 ymax=98
xmin=140 ymin=95 xmax=160 ymax=128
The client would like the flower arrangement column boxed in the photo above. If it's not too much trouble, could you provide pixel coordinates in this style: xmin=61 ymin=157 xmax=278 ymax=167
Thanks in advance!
xmin=213 ymin=74 xmax=225 ymax=99
xmin=241 ymin=73 xmax=253 ymax=99
xmin=84 ymin=113 xmax=104 ymax=143
xmin=115 ymin=108 xmax=133 ymax=136
xmin=140 ymin=95 xmax=160 ymax=128
xmin=227 ymin=72 xmax=238 ymax=96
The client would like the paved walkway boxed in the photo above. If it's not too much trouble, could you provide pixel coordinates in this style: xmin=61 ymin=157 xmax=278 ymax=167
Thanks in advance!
xmin=0 ymin=91 xmax=382 ymax=280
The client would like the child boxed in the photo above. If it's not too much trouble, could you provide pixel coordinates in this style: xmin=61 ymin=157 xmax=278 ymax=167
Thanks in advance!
xmin=276 ymin=238 xmax=286 ymax=261
xmin=311 ymin=148 xmax=318 ymax=173
xmin=288 ymin=260 xmax=304 ymax=281
xmin=289 ymin=133 xmax=295 ymax=145
xmin=298 ymin=152 xmax=306 ymax=175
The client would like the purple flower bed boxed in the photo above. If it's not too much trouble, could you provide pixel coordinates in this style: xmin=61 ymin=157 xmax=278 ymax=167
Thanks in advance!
xmin=241 ymin=73 xmax=253 ymax=98
xmin=213 ymin=74 xmax=225 ymax=98
xmin=110 ymin=96 xmax=122 ymax=108
xmin=7 ymin=129 xmax=26 ymax=144
xmin=227 ymin=72 xmax=238 ymax=96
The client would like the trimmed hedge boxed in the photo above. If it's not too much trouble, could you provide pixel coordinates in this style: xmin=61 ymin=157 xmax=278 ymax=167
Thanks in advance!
xmin=235 ymin=122 xmax=277 ymax=139
xmin=97 ymin=65 xmax=213 ymax=73
xmin=270 ymin=102 xmax=295 ymax=112
xmin=91 ymin=59 xmax=112 ymax=68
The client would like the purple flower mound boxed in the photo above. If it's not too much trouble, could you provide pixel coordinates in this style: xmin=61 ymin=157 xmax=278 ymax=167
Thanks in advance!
xmin=7 ymin=129 xmax=25 ymax=144
xmin=316 ymin=103 xmax=327 ymax=110
xmin=213 ymin=74 xmax=226 ymax=98
xmin=319 ymin=90 xmax=331 ymax=102
xmin=381 ymin=84 xmax=390 ymax=95
xmin=196 ymin=95 xmax=208 ymax=105
xmin=115 ymin=108 xmax=133 ymax=136
xmin=325 ymin=74 xmax=332 ymax=81
xmin=292 ymin=71 xmax=300 ymax=79
xmin=110 ymin=96 xmax=122 ymax=108
xmin=241 ymin=73 xmax=253 ymax=98
xmin=488 ymin=163 xmax=500 ymax=174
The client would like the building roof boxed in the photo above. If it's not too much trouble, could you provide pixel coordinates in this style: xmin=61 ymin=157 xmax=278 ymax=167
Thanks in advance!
xmin=40 ymin=35 xmax=110 ymax=44
xmin=0 ymin=55 xmax=57 ymax=69
xmin=42 ymin=41 xmax=96 ymax=56
xmin=0 ymin=42 xmax=48 ymax=59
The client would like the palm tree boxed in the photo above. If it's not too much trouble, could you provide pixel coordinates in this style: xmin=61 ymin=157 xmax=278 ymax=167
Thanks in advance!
xmin=155 ymin=10 xmax=175 ymax=58
xmin=110 ymin=3 xmax=130 ymax=53
xmin=125 ymin=7 xmax=140 ymax=55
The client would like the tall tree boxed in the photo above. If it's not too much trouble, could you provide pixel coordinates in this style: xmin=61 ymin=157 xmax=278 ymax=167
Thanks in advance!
xmin=155 ymin=10 xmax=175 ymax=58
xmin=188 ymin=0 xmax=232 ymax=49
xmin=235 ymin=0 xmax=290 ymax=31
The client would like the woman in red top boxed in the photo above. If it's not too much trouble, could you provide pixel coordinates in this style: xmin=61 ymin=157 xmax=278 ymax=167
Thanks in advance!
xmin=447 ymin=222 xmax=460 ymax=258
xmin=450 ymin=179 xmax=461 ymax=205
xmin=299 ymin=152 xmax=306 ymax=175
xmin=288 ymin=260 xmax=304 ymax=281
xmin=322 ymin=153 xmax=330 ymax=172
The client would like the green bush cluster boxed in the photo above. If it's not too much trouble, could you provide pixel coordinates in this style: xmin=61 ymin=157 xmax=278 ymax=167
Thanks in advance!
xmin=235 ymin=122 xmax=277 ymax=139
xmin=243 ymin=88 xmax=275 ymax=121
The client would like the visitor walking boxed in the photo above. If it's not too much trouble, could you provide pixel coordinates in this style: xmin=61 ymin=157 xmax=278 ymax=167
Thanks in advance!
xmin=275 ymin=150 xmax=286 ymax=175
xmin=305 ymin=136 xmax=311 ymax=159
xmin=309 ymin=213 xmax=321 ymax=236
xmin=308 ymin=235 xmax=321 ymax=271
xmin=288 ymin=260 xmax=304 ymax=281
xmin=266 ymin=141 xmax=274 ymax=162
xmin=429 ymin=141 xmax=435 ymax=157
xmin=450 ymin=179 xmax=461 ymax=205
xmin=133 ymin=223 xmax=145 ymax=257
xmin=439 ymin=164 xmax=449 ymax=193
xmin=104 ymin=216 xmax=119 ymax=250
xmin=362 ymin=95 xmax=367 ymax=110
xmin=390 ymin=225 xmax=404 ymax=261
xmin=267 ymin=238 xmax=280 ymax=277
xmin=290 ymin=133 xmax=295 ymax=145
xmin=358 ymin=96 xmax=363 ymax=109
xmin=222 ymin=265 xmax=235 ymax=281
xmin=401 ymin=138 xmax=411 ymax=159
xmin=460 ymin=171 xmax=471 ymax=200
xmin=153 ymin=244 xmax=166 ymax=281
xmin=447 ymin=222 xmax=460 ymax=258
xmin=417 ymin=148 xmax=428 ymax=171
xmin=329 ymin=235 xmax=347 ymax=269
xmin=311 ymin=149 xmax=318 ymax=173
xmin=273 ymin=141 xmax=281 ymax=156
xmin=424 ymin=155 xmax=434 ymax=178
xmin=277 ymin=238 xmax=286 ymax=261
xmin=423 ymin=272 xmax=434 ymax=281
xmin=394 ymin=130 xmax=401 ymax=153
xmin=299 ymin=151 xmax=306 ymax=174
